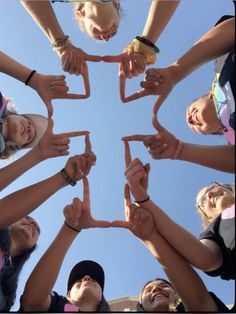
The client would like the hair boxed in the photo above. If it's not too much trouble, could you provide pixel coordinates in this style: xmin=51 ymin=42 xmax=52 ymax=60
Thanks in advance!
xmin=196 ymin=183 xmax=235 ymax=230
xmin=0 ymin=228 xmax=36 ymax=311
xmin=137 ymin=278 xmax=182 ymax=312
xmin=0 ymin=99 xmax=21 ymax=159
xmin=72 ymin=1 xmax=122 ymax=35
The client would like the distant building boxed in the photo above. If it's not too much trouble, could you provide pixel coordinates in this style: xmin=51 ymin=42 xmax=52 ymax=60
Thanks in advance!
xmin=109 ymin=296 xmax=138 ymax=312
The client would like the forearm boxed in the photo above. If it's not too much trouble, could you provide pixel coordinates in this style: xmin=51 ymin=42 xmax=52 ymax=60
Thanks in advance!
xmin=178 ymin=143 xmax=235 ymax=173
xmin=22 ymin=224 xmax=78 ymax=311
xmin=169 ymin=18 xmax=235 ymax=84
xmin=0 ymin=173 xmax=67 ymax=228
xmin=143 ymin=231 xmax=217 ymax=311
xmin=0 ymin=51 xmax=34 ymax=83
xmin=0 ymin=148 xmax=42 ymax=191
xmin=21 ymin=0 xmax=65 ymax=44
xmin=142 ymin=0 xmax=179 ymax=43
xmin=142 ymin=199 xmax=221 ymax=270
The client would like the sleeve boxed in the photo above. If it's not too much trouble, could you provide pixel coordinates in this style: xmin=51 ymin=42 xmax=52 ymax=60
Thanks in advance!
xmin=48 ymin=291 xmax=67 ymax=312
xmin=0 ymin=229 xmax=10 ymax=254
xmin=208 ymin=291 xmax=230 ymax=312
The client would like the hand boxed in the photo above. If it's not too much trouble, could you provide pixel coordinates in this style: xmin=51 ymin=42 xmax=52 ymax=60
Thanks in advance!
xmin=57 ymin=43 xmax=103 ymax=99
xmin=33 ymin=118 xmax=89 ymax=160
xmin=122 ymin=119 xmax=179 ymax=160
xmin=112 ymin=185 xmax=154 ymax=240
xmin=64 ymin=134 xmax=96 ymax=181
xmin=64 ymin=177 xmax=112 ymax=230
xmin=124 ymin=141 xmax=150 ymax=202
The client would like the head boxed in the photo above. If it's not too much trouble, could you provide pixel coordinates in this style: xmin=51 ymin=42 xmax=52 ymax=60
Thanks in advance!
xmin=66 ymin=260 xmax=110 ymax=312
xmin=1 ymin=216 xmax=40 ymax=311
xmin=196 ymin=182 xmax=235 ymax=229
xmin=186 ymin=91 xmax=224 ymax=135
xmin=73 ymin=0 xmax=120 ymax=41
xmin=137 ymin=278 xmax=180 ymax=312
xmin=0 ymin=93 xmax=48 ymax=159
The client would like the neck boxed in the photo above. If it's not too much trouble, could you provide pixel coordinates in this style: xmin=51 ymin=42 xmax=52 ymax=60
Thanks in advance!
xmin=68 ymin=297 xmax=98 ymax=312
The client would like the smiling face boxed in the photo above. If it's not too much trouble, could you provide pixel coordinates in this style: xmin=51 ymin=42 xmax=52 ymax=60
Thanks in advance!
xmin=140 ymin=280 xmax=176 ymax=312
xmin=196 ymin=183 xmax=234 ymax=222
xmin=75 ymin=1 xmax=120 ymax=41
xmin=69 ymin=275 xmax=102 ymax=308
xmin=186 ymin=92 xmax=223 ymax=135
xmin=10 ymin=217 xmax=40 ymax=255
xmin=3 ymin=114 xmax=36 ymax=147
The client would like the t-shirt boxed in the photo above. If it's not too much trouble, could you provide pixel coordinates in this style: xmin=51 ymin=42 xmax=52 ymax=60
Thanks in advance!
xmin=199 ymin=204 xmax=235 ymax=280
xmin=48 ymin=291 xmax=81 ymax=312
xmin=212 ymin=16 xmax=235 ymax=145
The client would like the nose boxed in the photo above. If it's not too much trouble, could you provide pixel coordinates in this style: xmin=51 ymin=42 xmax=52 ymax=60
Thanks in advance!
xmin=152 ymin=286 xmax=160 ymax=294
xmin=29 ymin=219 xmax=40 ymax=234
xmin=82 ymin=275 xmax=92 ymax=282
xmin=100 ymin=33 xmax=110 ymax=41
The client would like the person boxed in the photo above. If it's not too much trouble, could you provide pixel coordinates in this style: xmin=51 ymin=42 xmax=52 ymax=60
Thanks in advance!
xmin=121 ymin=142 xmax=235 ymax=282
xmin=121 ymin=117 xmax=235 ymax=173
xmin=19 ymin=177 xmax=111 ymax=312
xmin=111 ymin=143 xmax=232 ymax=311
xmin=21 ymin=0 xmax=179 ymax=90
xmin=0 ymin=51 xmax=84 ymax=117
xmin=0 ymin=216 xmax=40 ymax=312
xmin=0 ymin=134 xmax=96 ymax=228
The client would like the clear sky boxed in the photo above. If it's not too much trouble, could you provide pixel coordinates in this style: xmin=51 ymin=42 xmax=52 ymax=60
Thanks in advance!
xmin=0 ymin=0 xmax=234 ymax=311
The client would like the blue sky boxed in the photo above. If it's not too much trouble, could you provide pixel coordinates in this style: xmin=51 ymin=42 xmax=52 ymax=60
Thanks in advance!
xmin=0 ymin=0 xmax=234 ymax=310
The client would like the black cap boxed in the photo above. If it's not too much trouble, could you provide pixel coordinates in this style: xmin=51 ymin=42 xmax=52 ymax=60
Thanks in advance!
xmin=67 ymin=260 xmax=105 ymax=292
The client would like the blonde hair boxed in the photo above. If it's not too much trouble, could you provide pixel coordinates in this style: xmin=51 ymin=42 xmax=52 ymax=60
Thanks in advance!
xmin=196 ymin=183 xmax=235 ymax=230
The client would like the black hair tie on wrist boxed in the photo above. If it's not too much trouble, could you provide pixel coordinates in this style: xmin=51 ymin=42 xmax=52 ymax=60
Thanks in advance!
xmin=64 ymin=221 xmax=81 ymax=233
xmin=135 ymin=36 xmax=160 ymax=53
xmin=60 ymin=168 xmax=77 ymax=186
xmin=135 ymin=196 xmax=150 ymax=204
xmin=24 ymin=70 xmax=36 ymax=86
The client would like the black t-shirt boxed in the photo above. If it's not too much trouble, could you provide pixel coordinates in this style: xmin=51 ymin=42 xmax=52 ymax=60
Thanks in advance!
xmin=48 ymin=291 xmax=81 ymax=312
xmin=199 ymin=204 xmax=235 ymax=280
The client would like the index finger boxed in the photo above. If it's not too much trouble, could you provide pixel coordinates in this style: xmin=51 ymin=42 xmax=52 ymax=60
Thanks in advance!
xmin=59 ymin=130 xmax=89 ymax=138
xmin=83 ymin=177 xmax=90 ymax=207
xmin=102 ymin=54 xmax=123 ymax=63
xmin=84 ymin=54 xmax=103 ymax=62
xmin=124 ymin=184 xmax=131 ymax=209
xmin=124 ymin=140 xmax=132 ymax=167
xmin=153 ymin=95 xmax=166 ymax=117
xmin=122 ymin=135 xmax=149 ymax=142
xmin=85 ymin=134 xmax=92 ymax=153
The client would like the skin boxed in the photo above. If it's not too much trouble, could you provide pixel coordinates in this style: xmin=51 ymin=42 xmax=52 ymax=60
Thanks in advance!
xmin=186 ymin=92 xmax=223 ymax=134
xmin=140 ymin=280 xmax=176 ymax=312
xmin=196 ymin=184 xmax=234 ymax=221
xmin=68 ymin=275 xmax=102 ymax=310
xmin=76 ymin=1 xmax=120 ymax=41
xmin=2 ymin=114 xmax=36 ymax=147
xmin=10 ymin=216 xmax=40 ymax=257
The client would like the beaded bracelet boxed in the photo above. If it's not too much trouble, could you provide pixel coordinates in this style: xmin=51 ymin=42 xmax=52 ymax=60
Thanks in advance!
xmin=135 ymin=196 xmax=150 ymax=204
xmin=51 ymin=35 xmax=70 ymax=50
xmin=135 ymin=36 xmax=160 ymax=54
xmin=60 ymin=168 xmax=77 ymax=186
xmin=24 ymin=70 xmax=36 ymax=86
xmin=64 ymin=221 xmax=81 ymax=233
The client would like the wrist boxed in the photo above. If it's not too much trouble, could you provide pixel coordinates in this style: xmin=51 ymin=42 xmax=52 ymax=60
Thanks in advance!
xmin=171 ymin=140 xmax=183 ymax=160
xmin=64 ymin=221 xmax=81 ymax=233
xmin=135 ymin=195 xmax=150 ymax=204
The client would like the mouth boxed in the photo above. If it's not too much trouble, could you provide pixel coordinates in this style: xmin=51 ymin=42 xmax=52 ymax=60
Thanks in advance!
xmin=152 ymin=293 xmax=167 ymax=302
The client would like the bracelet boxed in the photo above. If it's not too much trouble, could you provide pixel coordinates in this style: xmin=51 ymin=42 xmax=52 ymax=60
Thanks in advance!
xmin=24 ymin=70 xmax=36 ymax=86
xmin=123 ymin=39 xmax=156 ymax=65
xmin=135 ymin=36 xmax=160 ymax=54
xmin=51 ymin=35 xmax=70 ymax=50
xmin=60 ymin=168 xmax=77 ymax=187
xmin=135 ymin=196 xmax=150 ymax=204
xmin=64 ymin=221 xmax=81 ymax=233
xmin=171 ymin=140 xmax=183 ymax=159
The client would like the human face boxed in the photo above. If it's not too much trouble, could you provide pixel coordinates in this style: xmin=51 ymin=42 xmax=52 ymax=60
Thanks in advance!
xmin=140 ymin=280 xmax=175 ymax=312
xmin=10 ymin=217 xmax=40 ymax=255
xmin=76 ymin=1 xmax=120 ymax=41
xmin=196 ymin=183 xmax=234 ymax=219
xmin=3 ymin=114 xmax=36 ymax=147
xmin=69 ymin=275 xmax=102 ymax=305
xmin=186 ymin=92 xmax=222 ymax=134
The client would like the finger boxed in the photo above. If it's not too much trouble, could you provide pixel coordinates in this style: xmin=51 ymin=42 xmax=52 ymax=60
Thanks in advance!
xmin=153 ymin=95 xmax=166 ymax=118
xmin=122 ymin=89 xmax=149 ymax=103
xmin=124 ymin=184 xmax=131 ymax=208
xmin=64 ymin=93 xmax=89 ymax=100
xmin=82 ymin=65 xmax=90 ymax=98
xmin=111 ymin=220 xmax=131 ymax=229
xmin=45 ymin=117 xmax=54 ymax=134
xmin=84 ymin=54 xmax=103 ymax=62
xmin=93 ymin=220 xmax=112 ymax=228
xmin=152 ymin=115 xmax=165 ymax=133
xmin=119 ymin=71 xmax=126 ymax=102
xmin=56 ymin=131 xmax=89 ymax=139
xmin=122 ymin=135 xmax=148 ymax=142
xmin=83 ymin=177 xmax=90 ymax=206
xmin=102 ymin=54 xmax=123 ymax=63
xmin=124 ymin=141 xmax=132 ymax=167
xmin=85 ymin=134 xmax=92 ymax=153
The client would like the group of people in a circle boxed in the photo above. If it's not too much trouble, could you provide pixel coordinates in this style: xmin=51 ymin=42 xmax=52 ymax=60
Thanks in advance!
xmin=0 ymin=0 xmax=234 ymax=312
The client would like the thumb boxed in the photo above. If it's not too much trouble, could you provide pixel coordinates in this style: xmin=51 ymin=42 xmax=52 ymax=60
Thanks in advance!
xmin=144 ymin=163 xmax=150 ymax=175
xmin=102 ymin=54 xmax=123 ymax=63
xmin=84 ymin=54 xmax=103 ymax=62
xmin=46 ymin=101 xmax=53 ymax=118
xmin=152 ymin=115 xmax=165 ymax=133
xmin=153 ymin=95 xmax=166 ymax=117
xmin=46 ymin=117 xmax=54 ymax=134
